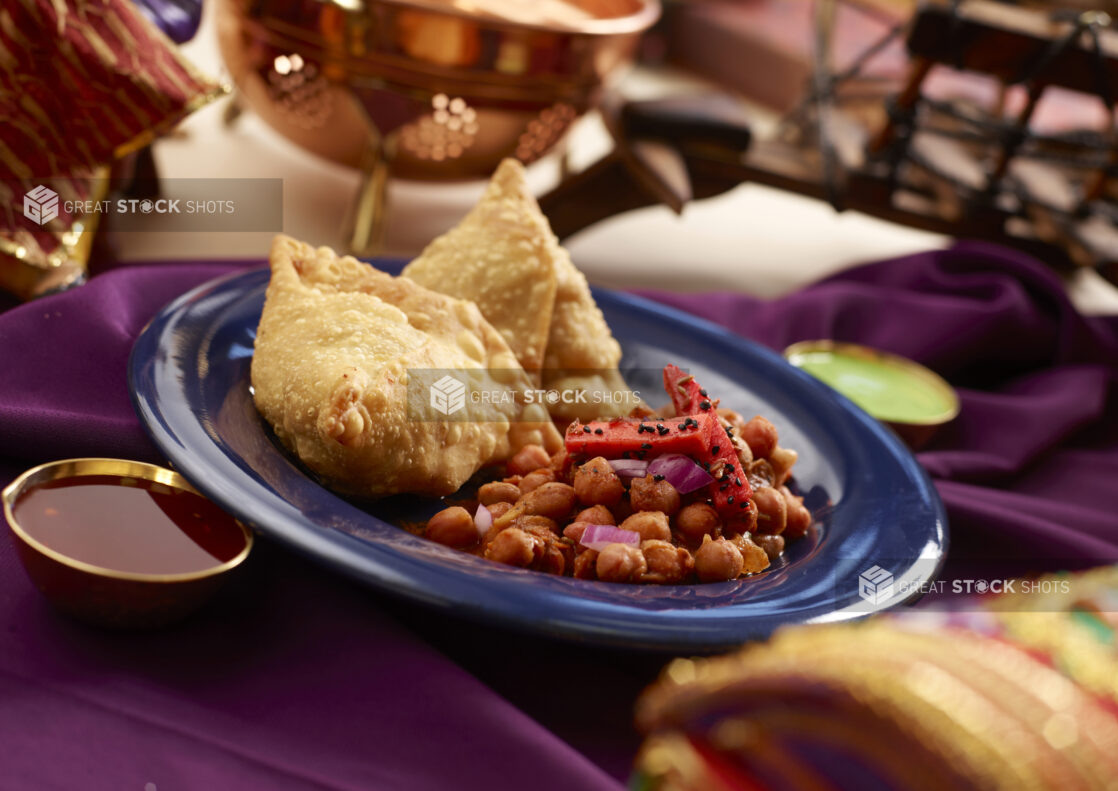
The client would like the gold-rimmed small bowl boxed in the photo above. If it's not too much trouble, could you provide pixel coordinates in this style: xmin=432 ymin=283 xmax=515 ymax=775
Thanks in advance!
xmin=2 ymin=458 xmax=253 ymax=628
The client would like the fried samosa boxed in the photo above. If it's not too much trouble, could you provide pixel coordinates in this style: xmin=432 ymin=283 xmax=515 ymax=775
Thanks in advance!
xmin=402 ymin=159 xmax=558 ymax=379
xmin=403 ymin=159 xmax=633 ymax=422
xmin=251 ymin=235 xmax=559 ymax=498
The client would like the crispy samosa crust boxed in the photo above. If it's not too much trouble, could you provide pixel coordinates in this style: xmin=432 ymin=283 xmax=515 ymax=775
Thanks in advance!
xmin=402 ymin=159 xmax=559 ymax=378
xmin=251 ymin=235 xmax=559 ymax=498
xmin=404 ymin=159 xmax=632 ymax=422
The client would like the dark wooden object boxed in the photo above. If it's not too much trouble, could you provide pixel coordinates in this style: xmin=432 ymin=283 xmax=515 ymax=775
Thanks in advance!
xmin=543 ymin=0 xmax=1118 ymax=285
xmin=539 ymin=93 xmax=753 ymax=240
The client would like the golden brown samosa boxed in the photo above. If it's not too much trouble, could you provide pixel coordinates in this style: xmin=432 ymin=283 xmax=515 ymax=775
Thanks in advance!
xmin=402 ymin=159 xmax=558 ymax=379
xmin=403 ymin=159 xmax=633 ymax=422
xmin=251 ymin=235 xmax=559 ymax=498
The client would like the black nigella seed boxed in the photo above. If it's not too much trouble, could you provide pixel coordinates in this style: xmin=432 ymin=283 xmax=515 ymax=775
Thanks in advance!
xmin=727 ymin=495 xmax=735 ymax=504
xmin=583 ymin=426 xmax=591 ymax=433
xmin=658 ymin=426 xmax=670 ymax=436
xmin=712 ymin=445 xmax=721 ymax=454
xmin=677 ymin=424 xmax=686 ymax=430
xmin=740 ymin=501 xmax=748 ymax=509
xmin=653 ymin=474 xmax=665 ymax=482
xmin=699 ymin=401 xmax=711 ymax=410
xmin=735 ymin=478 xmax=743 ymax=487
xmin=594 ymin=428 xmax=604 ymax=435
xmin=641 ymin=443 xmax=652 ymax=450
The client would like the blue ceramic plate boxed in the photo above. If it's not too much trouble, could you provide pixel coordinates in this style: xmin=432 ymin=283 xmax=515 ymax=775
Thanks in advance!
xmin=129 ymin=263 xmax=947 ymax=651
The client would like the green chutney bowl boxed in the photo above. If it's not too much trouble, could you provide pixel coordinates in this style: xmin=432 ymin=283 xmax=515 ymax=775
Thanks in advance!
xmin=783 ymin=341 xmax=960 ymax=449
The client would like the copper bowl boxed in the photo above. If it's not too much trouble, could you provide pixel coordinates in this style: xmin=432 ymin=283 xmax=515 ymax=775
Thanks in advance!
xmin=3 ymin=458 xmax=253 ymax=628
xmin=216 ymin=0 xmax=660 ymax=180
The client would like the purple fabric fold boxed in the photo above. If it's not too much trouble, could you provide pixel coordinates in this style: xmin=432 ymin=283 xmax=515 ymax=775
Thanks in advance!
xmin=637 ymin=241 xmax=1118 ymax=576
xmin=1 ymin=240 xmax=1116 ymax=789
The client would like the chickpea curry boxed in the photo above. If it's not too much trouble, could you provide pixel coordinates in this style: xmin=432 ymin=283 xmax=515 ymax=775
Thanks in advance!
xmin=422 ymin=365 xmax=812 ymax=584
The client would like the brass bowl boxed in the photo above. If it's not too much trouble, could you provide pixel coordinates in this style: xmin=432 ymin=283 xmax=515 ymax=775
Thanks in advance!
xmin=2 ymin=458 xmax=253 ymax=628
xmin=216 ymin=0 xmax=660 ymax=180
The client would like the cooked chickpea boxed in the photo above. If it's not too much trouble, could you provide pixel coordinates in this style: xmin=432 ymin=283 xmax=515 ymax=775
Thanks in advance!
xmin=730 ymin=534 xmax=770 ymax=574
xmin=620 ymin=511 xmax=672 ymax=542
xmin=484 ymin=527 xmax=536 ymax=567
xmin=740 ymin=416 xmax=778 ymax=460
xmin=515 ymin=514 xmax=559 ymax=536
xmin=487 ymin=501 xmax=512 ymax=520
xmin=722 ymin=498 xmax=758 ymax=538
xmin=730 ymin=434 xmax=753 ymax=466
xmin=754 ymin=533 xmax=785 ymax=561
xmin=519 ymin=482 xmax=577 ymax=521
xmin=674 ymin=503 xmax=721 ymax=543
xmin=596 ymin=543 xmax=648 ymax=583
xmin=572 ymin=457 xmax=625 ymax=507
xmin=573 ymin=504 xmax=615 ymax=525
xmin=718 ymin=408 xmax=748 ymax=437
xmin=553 ymin=538 xmax=575 ymax=569
xmin=752 ymin=485 xmax=787 ymax=535
xmin=694 ymin=537 xmax=744 ymax=582
xmin=508 ymin=444 xmax=552 ymax=476
xmin=782 ymin=486 xmax=812 ymax=540
xmin=641 ymin=540 xmax=694 ymax=584
xmin=479 ymin=481 xmax=521 ymax=506
xmin=746 ymin=459 xmax=775 ymax=490
xmin=573 ymin=550 xmax=599 ymax=580
xmin=426 ymin=506 xmax=479 ymax=549
xmin=536 ymin=543 xmax=566 ymax=576
xmin=519 ymin=468 xmax=555 ymax=494
xmin=629 ymin=475 xmax=681 ymax=516
xmin=563 ymin=522 xmax=589 ymax=544
xmin=513 ymin=519 xmax=565 ymax=573
xmin=769 ymin=446 xmax=798 ymax=486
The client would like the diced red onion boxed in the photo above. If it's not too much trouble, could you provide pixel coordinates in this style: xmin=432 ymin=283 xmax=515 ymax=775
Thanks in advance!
xmin=608 ymin=459 xmax=650 ymax=479
xmin=648 ymin=454 xmax=713 ymax=494
xmin=579 ymin=524 xmax=641 ymax=552
xmin=474 ymin=504 xmax=493 ymax=538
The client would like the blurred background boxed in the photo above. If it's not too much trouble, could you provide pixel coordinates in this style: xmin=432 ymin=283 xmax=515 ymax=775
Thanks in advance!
xmin=124 ymin=1 xmax=963 ymax=298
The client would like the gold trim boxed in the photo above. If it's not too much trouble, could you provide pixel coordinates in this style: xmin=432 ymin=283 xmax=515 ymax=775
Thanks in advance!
xmin=783 ymin=340 xmax=961 ymax=427
xmin=2 ymin=458 xmax=253 ymax=583
xmin=112 ymin=83 xmax=232 ymax=160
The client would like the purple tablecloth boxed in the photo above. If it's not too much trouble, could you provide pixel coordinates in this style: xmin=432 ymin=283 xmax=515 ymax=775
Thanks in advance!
xmin=2 ymin=242 xmax=1116 ymax=790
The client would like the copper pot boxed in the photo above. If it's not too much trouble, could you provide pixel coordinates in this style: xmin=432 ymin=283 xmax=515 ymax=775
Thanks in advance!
xmin=216 ymin=0 xmax=659 ymax=181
